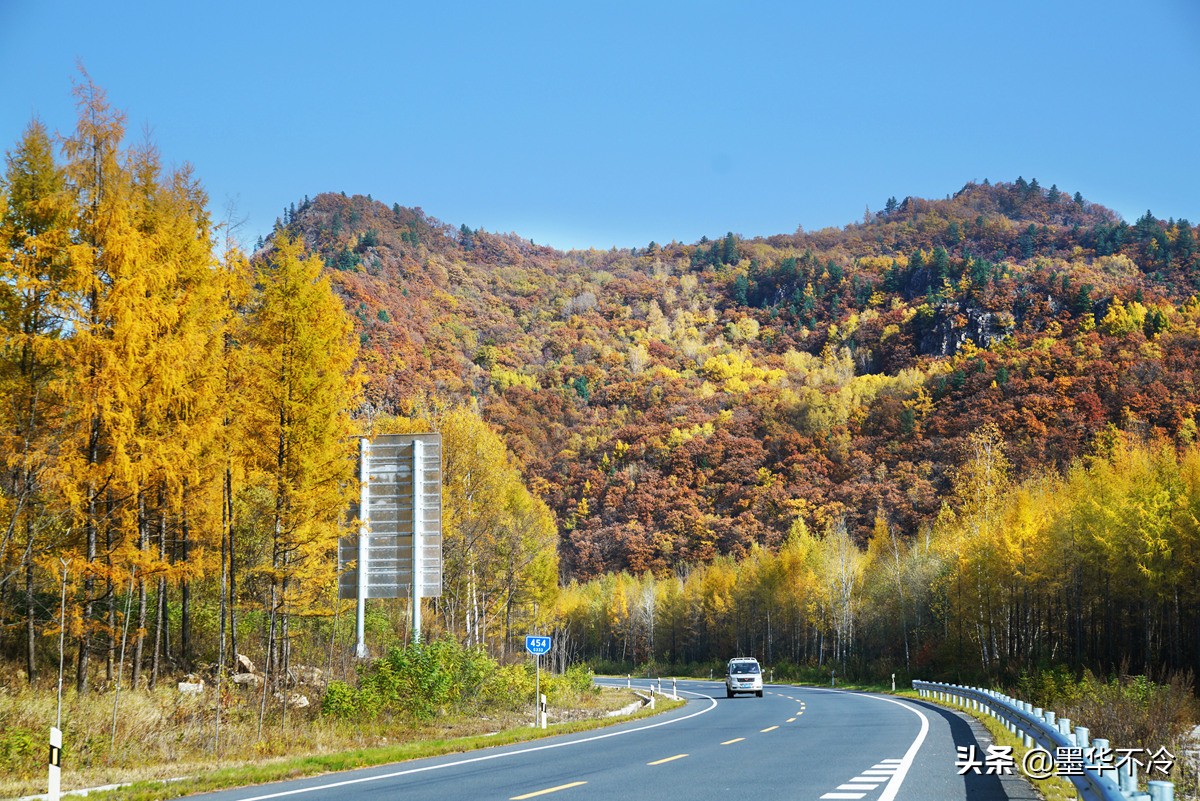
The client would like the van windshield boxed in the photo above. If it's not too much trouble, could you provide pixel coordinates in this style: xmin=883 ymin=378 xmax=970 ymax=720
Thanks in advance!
xmin=730 ymin=662 xmax=759 ymax=675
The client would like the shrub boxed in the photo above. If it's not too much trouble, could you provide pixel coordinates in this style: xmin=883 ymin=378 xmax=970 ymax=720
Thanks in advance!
xmin=1064 ymin=671 xmax=1197 ymax=753
xmin=323 ymin=637 xmax=504 ymax=721
xmin=0 ymin=727 xmax=38 ymax=780
xmin=479 ymin=664 xmax=533 ymax=708
xmin=321 ymin=681 xmax=358 ymax=720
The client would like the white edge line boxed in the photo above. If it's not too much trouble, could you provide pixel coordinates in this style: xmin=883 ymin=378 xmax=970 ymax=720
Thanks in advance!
xmin=230 ymin=686 xmax=717 ymax=801
xmin=805 ymin=688 xmax=929 ymax=801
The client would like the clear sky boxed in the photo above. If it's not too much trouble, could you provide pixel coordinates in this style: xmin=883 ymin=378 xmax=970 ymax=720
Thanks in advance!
xmin=3 ymin=0 xmax=1199 ymax=252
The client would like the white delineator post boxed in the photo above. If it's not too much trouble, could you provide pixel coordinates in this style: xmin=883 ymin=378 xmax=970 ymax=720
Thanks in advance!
xmin=356 ymin=437 xmax=370 ymax=658
xmin=48 ymin=725 xmax=61 ymax=801
xmin=411 ymin=438 xmax=424 ymax=644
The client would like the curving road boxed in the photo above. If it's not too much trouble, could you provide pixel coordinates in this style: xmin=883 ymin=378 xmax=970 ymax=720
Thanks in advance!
xmin=186 ymin=680 xmax=1036 ymax=801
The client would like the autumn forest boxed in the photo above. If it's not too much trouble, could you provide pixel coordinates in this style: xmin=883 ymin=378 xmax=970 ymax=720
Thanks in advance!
xmin=4 ymin=78 xmax=1200 ymax=704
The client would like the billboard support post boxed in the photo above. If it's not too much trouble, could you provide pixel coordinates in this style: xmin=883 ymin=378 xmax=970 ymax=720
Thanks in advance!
xmin=355 ymin=438 xmax=370 ymax=658
xmin=412 ymin=438 xmax=424 ymax=644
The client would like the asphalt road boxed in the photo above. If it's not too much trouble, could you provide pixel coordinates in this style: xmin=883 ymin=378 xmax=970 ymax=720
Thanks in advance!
xmin=185 ymin=680 xmax=1037 ymax=801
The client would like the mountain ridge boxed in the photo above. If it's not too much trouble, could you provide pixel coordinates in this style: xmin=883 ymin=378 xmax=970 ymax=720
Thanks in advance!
xmin=270 ymin=180 xmax=1200 ymax=579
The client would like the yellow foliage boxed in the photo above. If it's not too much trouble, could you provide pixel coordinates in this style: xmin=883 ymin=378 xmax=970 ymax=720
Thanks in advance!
xmin=700 ymin=351 xmax=785 ymax=393
xmin=490 ymin=365 xmax=539 ymax=392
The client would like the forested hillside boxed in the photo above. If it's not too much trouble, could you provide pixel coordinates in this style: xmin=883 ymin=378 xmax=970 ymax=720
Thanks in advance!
xmin=282 ymin=184 xmax=1200 ymax=580
xmin=4 ymin=79 xmax=1200 ymax=695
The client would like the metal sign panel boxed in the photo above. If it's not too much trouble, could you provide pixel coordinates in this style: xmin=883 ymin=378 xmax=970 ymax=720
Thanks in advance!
xmin=338 ymin=433 xmax=443 ymax=600
xmin=525 ymin=636 xmax=552 ymax=655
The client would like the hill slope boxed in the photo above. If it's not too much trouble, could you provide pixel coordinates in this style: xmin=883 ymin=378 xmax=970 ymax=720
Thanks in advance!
xmin=274 ymin=181 xmax=1200 ymax=579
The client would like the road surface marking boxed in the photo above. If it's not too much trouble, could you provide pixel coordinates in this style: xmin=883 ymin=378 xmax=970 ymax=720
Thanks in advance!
xmin=647 ymin=754 xmax=688 ymax=765
xmin=806 ymin=688 xmax=930 ymax=801
xmin=721 ymin=737 xmax=745 ymax=745
xmin=820 ymin=794 xmax=865 ymax=800
xmin=786 ymin=717 xmax=796 ymax=722
xmin=760 ymin=725 xmax=779 ymax=732
xmin=511 ymin=781 xmax=587 ymax=799
xmin=838 ymin=783 xmax=879 ymax=790
xmin=862 ymin=769 xmax=895 ymax=775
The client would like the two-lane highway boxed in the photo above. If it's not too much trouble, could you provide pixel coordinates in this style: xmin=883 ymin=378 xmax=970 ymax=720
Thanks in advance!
xmin=185 ymin=681 xmax=1033 ymax=801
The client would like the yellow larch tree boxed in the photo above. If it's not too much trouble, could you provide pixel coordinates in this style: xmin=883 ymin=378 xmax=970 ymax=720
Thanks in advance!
xmin=240 ymin=232 xmax=360 ymax=708
xmin=0 ymin=119 xmax=74 ymax=683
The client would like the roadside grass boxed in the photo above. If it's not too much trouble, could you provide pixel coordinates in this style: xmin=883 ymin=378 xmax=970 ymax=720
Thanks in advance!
xmin=1 ymin=681 xmax=681 ymax=801
xmin=106 ymin=697 xmax=683 ymax=801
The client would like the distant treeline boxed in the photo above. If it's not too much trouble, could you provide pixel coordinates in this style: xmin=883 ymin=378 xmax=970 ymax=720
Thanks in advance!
xmin=558 ymin=429 xmax=1200 ymax=685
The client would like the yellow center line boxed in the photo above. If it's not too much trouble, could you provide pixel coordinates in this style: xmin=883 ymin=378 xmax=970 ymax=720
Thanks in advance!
xmin=648 ymin=753 xmax=689 ymax=765
xmin=721 ymin=737 xmax=745 ymax=745
xmin=760 ymin=725 xmax=779 ymax=732
xmin=511 ymin=781 xmax=588 ymax=800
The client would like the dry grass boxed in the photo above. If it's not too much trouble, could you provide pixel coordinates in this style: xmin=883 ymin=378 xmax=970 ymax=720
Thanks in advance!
xmin=0 ymin=671 xmax=646 ymax=800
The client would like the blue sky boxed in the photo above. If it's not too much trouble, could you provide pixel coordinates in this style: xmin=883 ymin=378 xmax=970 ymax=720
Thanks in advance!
xmin=3 ymin=0 xmax=1199 ymax=251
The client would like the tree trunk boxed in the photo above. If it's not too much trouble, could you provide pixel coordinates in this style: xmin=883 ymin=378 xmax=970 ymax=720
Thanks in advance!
xmin=258 ymin=584 xmax=278 ymax=740
xmin=132 ymin=492 xmax=147 ymax=690
xmin=105 ymin=508 xmax=114 ymax=684
xmin=151 ymin=503 xmax=167 ymax=689
xmin=181 ymin=486 xmax=191 ymax=667
xmin=77 ymin=474 xmax=97 ymax=693
xmin=24 ymin=534 xmax=36 ymax=683
xmin=226 ymin=466 xmax=238 ymax=669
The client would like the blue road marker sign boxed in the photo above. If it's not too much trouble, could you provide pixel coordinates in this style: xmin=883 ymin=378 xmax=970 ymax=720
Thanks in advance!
xmin=525 ymin=635 xmax=551 ymax=655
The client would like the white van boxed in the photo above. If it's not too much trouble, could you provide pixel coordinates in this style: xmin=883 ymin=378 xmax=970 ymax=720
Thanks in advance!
xmin=724 ymin=657 xmax=763 ymax=697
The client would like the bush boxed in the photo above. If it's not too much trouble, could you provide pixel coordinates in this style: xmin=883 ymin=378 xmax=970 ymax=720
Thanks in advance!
xmin=479 ymin=664 xmax=533 ymax=709
xmin=321 ymin=681 xmax=358 ymax=720
xmin=1064 ymin=671 xmax=1197 ymax=753
xmin=322 ymin=637 xmax=504 ymax=721
xmin=0 ymin=727 xmax=38 ymax=780
xmin=1015 ymin=664 xmax=1085 ymax=708
xmin=1014 ymin=665 xmax=1197 ymax=755
xmin=542 ymin=664 xmax=597 ymax=706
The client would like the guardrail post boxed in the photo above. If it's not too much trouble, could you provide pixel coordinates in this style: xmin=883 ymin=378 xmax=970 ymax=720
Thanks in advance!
xmin=1074 ymin=726 xmax=1089 ymax=751
xmin=672 ymin=678 xmax=677 ymax=696
xmin=1147 ymin=780 xmax=1174 ymax=800
xmin=1091 ymin=737 xmax=1111 ymax=777
xmin=627 ymin=674 xmax=631 ymax=689
xmin=1120 ymin=753 xmax=1138 ymax=793
xmin=1043 ymin=710 xmax=1055 ymax=726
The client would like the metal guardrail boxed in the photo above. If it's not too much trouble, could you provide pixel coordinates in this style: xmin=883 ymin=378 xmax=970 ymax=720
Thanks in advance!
xmin=913 ymin=680 xmax=1175 ymax=801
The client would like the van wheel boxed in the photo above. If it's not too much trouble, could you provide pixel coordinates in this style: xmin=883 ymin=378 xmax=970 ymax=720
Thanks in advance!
xmin=756 ymin=690 xmax=763 ymax=697
xmin=726 ymin=688 xmax=734 ymax=698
